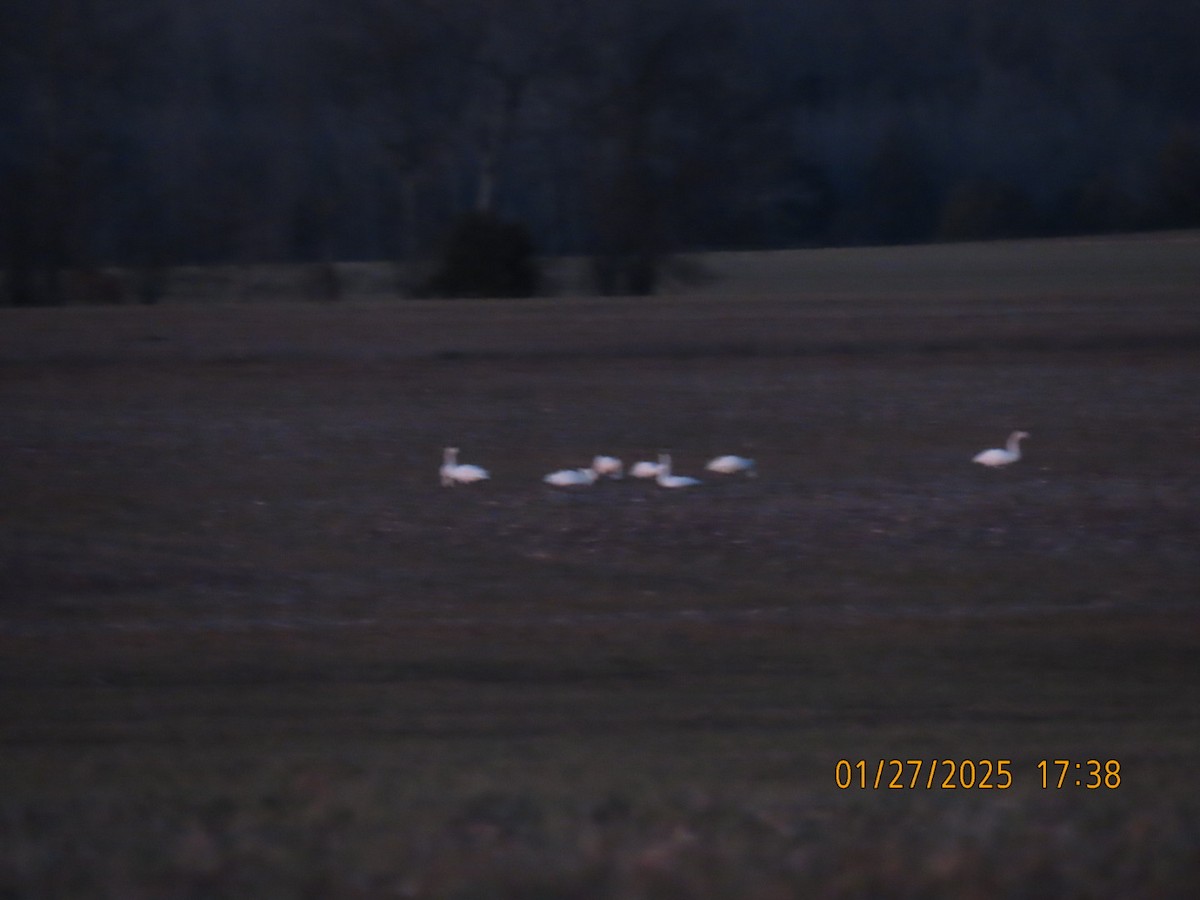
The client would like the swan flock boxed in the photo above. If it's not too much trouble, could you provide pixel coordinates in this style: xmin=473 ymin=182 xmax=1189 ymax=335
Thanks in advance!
xmin=444 ymin=432 xmax=1028 ymax=486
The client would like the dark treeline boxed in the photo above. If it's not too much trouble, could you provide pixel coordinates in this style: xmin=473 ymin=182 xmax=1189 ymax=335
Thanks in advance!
xmin=2 ymin=0 xmax=1199 ymax=303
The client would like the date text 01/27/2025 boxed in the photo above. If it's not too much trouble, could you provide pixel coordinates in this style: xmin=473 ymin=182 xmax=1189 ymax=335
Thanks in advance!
xmin=834 ymin=759 xmax=1122 ymax=790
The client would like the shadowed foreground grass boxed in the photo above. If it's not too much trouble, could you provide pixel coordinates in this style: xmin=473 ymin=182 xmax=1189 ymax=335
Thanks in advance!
xmin=1 ymin=236 xmax=1198 ymax=896
xmin=2 ymin=614 xmax=1197 ymax=897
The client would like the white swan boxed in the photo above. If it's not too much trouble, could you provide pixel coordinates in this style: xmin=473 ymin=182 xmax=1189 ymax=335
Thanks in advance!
xmin=440 ymin=447 xmax=490 ymax=485
xmin=544 ymin=467 xmax=599 ymax=487
xmin=591 ymin=455 xmax=624 ymax=479
xmin=972 ymin=431 xmax=1030 ymax=467
xmin=705 ymin=454 xmax=756 ymax=476
xmin=656 ymin=453 xmax=701 ymax=488
xmin=630 ymin=459 xmax=664 ymax=479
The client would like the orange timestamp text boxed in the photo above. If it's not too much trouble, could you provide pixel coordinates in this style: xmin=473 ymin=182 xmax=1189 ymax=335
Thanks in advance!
xmin=835 ymin=758 xmax=1013 ymax=790
xmin=835 ymin=759 xmax=1121 ymax=789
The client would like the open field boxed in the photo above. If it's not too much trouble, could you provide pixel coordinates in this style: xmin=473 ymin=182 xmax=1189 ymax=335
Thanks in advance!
xmin=2 ymin=234 xmax=1199 ymax=896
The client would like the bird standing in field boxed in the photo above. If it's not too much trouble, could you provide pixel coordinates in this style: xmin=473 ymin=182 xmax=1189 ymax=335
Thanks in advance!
xmin=655 ymin=453 xmax=701 ymax=488
xmin=591 ymin=455 xmax=624 ymax=479
xmin=440 ymin=447 xmax=490 ymax=485
xmin=630 ymin=459 xmax=664 ymax=479
xmin=972 ymin=431 xmax=1030 ymax=467
xmin=705 ymin=454 xmax=756 ymax=476
xmin=544 ymin=467 xmax=599 ymax=487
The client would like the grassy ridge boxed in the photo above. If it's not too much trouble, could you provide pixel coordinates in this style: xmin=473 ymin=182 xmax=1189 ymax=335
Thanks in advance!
xmin=1 ymin=234 xmax=1198 ymax=896
xmin=2 ymin=232 xmax=1198 ymax=365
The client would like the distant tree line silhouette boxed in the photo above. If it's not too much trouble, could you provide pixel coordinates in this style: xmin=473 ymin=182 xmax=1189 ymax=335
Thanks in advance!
xmin=2 ymin=0 xmax=1199 ymax=303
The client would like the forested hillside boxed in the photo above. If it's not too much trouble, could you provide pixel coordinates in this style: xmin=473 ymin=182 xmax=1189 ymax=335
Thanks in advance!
xmin=2 ymin=0 xmax=1198 ymax=301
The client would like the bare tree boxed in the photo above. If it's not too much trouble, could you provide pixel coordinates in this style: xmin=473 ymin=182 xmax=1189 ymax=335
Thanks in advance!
xmin=566 ymin=0 xmax=750 ymax=292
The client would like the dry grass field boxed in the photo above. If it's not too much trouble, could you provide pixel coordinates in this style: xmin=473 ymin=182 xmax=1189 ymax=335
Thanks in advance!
xmin=2 ymin=234 xmax=1199 ymax=897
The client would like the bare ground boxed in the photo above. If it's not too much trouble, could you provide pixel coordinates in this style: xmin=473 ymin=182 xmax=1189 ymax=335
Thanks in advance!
xmin=1 ymin=235 xmax=1198 ymax=896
